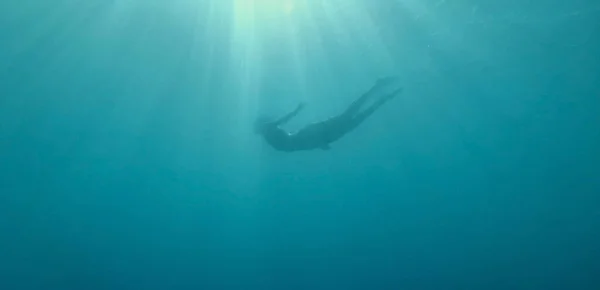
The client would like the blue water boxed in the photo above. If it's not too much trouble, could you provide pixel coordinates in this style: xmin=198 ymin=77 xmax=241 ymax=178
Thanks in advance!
xmin=1 ymin=1 xmax=599 ymax=289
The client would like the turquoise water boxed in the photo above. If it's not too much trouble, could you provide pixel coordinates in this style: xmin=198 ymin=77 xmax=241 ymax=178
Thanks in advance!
xmin=1 ymin=0 xmax=599 ymax=289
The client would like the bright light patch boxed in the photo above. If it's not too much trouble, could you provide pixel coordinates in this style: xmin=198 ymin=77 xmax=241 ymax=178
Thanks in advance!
xmin=234 ymin=0 xmax=296 ymax=20
xmin=283 ymin=0 xmax=295 ymax=14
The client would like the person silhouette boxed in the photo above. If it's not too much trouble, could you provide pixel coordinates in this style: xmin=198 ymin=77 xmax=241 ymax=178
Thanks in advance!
xmin=255 ymin=77 xmax=402 ymax=152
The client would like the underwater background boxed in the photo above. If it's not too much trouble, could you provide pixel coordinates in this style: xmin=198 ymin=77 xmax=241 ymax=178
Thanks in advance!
xmin=1 ymin=0 xmax=599 ymax=289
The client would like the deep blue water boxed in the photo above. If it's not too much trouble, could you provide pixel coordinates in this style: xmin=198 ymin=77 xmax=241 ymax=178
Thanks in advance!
xmin=1 ymin=1 xmax=599 ymax=289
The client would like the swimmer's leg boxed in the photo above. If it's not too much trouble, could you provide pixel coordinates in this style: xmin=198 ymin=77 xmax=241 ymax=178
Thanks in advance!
xmin=347 ymin=88 xmax=402 ymax=131
xmin=342 ymin=77 xmax=398 ymax=118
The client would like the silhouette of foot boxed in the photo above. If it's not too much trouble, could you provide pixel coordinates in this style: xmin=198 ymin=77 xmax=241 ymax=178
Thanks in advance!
xmin=383 ymin=88 xmax=403 ymax=101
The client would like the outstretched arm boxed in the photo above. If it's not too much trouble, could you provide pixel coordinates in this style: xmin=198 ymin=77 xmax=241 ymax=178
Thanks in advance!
xmin=275 ymin=103 xmax=305 ymax=126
